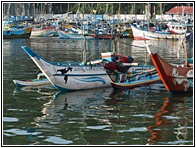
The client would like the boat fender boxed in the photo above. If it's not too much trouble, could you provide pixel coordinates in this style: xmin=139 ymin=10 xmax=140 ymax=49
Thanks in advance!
xmin=104 ymin=62 xmax=117 ymax=71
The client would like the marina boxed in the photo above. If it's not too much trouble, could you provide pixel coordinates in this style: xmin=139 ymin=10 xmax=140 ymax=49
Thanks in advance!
xmin=2 ymin=2 xmax=194 ymax=146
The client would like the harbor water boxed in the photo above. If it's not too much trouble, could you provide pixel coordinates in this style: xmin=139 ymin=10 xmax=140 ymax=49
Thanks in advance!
xmin=3 ymin=37 xmax=193 ymax=145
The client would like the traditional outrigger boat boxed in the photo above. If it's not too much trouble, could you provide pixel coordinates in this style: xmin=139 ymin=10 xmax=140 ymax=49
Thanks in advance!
xmin=145 ymin=44 xmax=193 ymax=94
xmin=21 ymin=46 xmax=154 ymax=91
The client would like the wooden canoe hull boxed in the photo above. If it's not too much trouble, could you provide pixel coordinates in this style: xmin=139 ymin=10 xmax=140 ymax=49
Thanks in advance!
xmin=149 ymin=52 xmax=193 ymax=94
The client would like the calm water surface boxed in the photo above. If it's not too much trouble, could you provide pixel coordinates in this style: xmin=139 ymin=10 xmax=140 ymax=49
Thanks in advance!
xmin=3 ymin=37 xmax=193 ymax=146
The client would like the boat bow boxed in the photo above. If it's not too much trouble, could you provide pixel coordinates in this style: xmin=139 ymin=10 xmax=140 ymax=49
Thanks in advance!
xmin=145 ymin=44 xmax=193 ymax=94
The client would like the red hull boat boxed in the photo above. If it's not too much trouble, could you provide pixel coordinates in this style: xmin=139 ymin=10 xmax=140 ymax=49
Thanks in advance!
xmin=145 ymin=44 xmax=193 ymax=94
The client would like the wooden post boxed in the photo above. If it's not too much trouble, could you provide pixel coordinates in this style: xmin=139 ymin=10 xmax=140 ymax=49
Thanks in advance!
xmin=83 ymin=35 xmax=87 ymax=64
xmin=184 ymin=33 xmax=187 ymax=67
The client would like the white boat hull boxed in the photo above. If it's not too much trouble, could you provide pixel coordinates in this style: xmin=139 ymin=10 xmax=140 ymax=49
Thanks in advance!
xmin=21 ymin=46 xmax=113 ymax=90
xmin=21 ymin=46 xmax=154 ymax=91
xmin=31 ymin=28 xmax=56 ymax=37
xmin=131 ymin=25 xmax=190 ymax=40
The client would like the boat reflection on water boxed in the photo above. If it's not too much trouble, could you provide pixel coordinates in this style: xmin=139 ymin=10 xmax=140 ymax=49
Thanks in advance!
xmin=146 ymin=95 xmax=193 ymax=145
xmin=34 ymin=85 xmax=167 ymax=128
xmin=31 ymin=86 xmax=192 ymax=145
xmin=13 ymin=84 xmax=55 ymax=94
xmin=53 ymin=88 xmax=113 ymax=112
xmin=34 ymin=88 xmax=114 ymax=126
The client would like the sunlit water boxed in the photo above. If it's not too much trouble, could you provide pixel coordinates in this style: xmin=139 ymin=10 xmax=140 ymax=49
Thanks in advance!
xmin=3 ymin=37 xmax=193 ymax=145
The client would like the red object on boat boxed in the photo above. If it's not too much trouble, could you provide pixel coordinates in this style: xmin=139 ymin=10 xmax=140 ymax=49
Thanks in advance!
xmin=119 ymin=56 xmax=134 ymax=63
xmin=146 ymin=45 xmax=193 ymax=94
xmin=148 ymin=27 xmax=154 ymax=31
xmin=104 ymin=62 xmax=117 ymax=71
xmin=169 ymin=30 xmax=178 ymax=34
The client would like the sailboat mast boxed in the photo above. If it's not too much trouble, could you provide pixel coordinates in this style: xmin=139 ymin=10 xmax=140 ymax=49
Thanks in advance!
xmin=184 ymin=33 xmax=188 ymax=67
xmin=112 ymin=4 xmax=116 ymax=53
xmin=82 ymin=3 xmax=87 ymax=64
xmin=117 ymin=3 xmax=120 ymax=55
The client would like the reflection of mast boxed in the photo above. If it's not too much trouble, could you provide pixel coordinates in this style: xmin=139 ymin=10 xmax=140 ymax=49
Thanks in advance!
xmin=22 ymin=3 xmax=25 ymax=16
xmin=146 ymin=97 xmax=189 ymax=145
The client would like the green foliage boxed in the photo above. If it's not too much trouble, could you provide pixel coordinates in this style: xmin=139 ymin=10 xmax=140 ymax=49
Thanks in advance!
xmin=52 ymin=3 xmax=193 ymax=14
xmin=3 ymin=3 xmax=193 ymax=16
